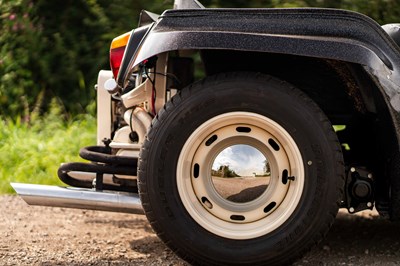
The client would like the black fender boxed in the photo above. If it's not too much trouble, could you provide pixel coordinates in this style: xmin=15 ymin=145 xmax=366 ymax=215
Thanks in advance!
xmin=126 ymin=8 xmax=399 ymax=100
xmin=135 ymin=8 xmax=398 ymax=68
xmin=123 ymin=8 xmax=400 ymax=147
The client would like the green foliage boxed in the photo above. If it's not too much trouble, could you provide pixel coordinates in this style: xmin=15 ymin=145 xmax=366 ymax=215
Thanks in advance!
xmin=0 ymin=112 xmax=96 ymax=194
xmin=0 ymin=0 xmax=41 ymax=118
xmin=31 ymin=0 xmax=110 ymax=114
xmin=0 ymin=0 xmax=172 ymax=119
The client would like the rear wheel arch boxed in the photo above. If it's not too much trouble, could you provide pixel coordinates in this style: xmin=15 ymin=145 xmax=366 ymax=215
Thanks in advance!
xmin=197 ymin=50 xmax=400 ymax=216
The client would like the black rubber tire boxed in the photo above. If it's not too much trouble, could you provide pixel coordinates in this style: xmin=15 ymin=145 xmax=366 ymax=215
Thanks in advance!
xmin=138 ymin=72 xmax=344 ymax=265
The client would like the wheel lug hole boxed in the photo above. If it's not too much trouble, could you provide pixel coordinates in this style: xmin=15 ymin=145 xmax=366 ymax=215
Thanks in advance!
xmin=201 ymin=197 xmax=213 ymax=209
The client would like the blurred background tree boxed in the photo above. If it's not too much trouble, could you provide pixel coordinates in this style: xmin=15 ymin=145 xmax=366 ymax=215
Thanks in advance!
xmin=0 ymin=0 xmax=171 ymax=120
xmin=1 ymin=0 xmax=399 ymax=121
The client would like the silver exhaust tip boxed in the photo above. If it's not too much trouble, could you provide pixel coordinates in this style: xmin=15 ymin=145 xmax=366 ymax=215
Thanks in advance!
xmin=11 ymin=183 xmax=144 ymax=215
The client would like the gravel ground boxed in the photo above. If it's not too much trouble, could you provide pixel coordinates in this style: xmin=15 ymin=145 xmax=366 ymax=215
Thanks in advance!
xmin=1 ymin=195 xmax=400 ymax=265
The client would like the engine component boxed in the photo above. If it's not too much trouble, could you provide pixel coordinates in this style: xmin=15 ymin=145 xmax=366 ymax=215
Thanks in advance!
xmin=344 ymin=166 xmax=375 ymax=213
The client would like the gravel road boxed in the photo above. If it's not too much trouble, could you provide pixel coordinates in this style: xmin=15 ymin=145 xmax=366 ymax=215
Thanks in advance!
xmin=1 ymin=195 xmax=400 ymax=265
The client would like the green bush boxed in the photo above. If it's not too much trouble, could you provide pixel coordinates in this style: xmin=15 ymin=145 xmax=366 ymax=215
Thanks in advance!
xmin=0 ymin=0 xmax=171 ymax=119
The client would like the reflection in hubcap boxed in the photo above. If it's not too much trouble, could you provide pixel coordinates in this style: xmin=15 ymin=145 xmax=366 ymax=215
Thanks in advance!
xmin=211 ymin=145 xmax=271 ymax=203
xmin=177 ymin=112 xmax=304 ymax=239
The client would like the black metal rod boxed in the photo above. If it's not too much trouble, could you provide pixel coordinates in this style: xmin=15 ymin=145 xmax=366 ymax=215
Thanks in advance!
xmin=96 ymin=173 xmax=104 ymax=191
xmin=57 ymin=162 xmax=137 ymax=192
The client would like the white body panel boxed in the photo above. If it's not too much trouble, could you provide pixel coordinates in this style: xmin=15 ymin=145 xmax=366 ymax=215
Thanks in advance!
xmin=97 ymin=70 xmax=113 ymax=145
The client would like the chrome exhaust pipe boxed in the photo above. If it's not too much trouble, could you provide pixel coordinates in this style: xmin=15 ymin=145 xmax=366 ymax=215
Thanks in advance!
xmin=10 ymin=183 xmax=144 ymax=215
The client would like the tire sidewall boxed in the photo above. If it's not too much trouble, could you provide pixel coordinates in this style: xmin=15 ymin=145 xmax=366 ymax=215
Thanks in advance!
xmin=139 ymin=73 xmax=342 ymax=264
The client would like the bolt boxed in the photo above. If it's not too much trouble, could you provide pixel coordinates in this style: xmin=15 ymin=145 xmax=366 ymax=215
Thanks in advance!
xmin=307 ymin=161 xmax=312 ymax=166
xmin=350 ymin=167 xmax=356 ymax=173
xmin=349 ymin=207 xmax=355 ymax=213
xmin=367 ymin=202 xmax=373 ymax=208
xmin=368 ymin=173 xmax=373 ymax=178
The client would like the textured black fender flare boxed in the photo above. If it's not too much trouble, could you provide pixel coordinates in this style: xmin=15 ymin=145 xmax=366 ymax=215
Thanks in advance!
xmin=129 ymin=9 xmax=400 ymax=103
xmin=130 ymin=8 xmax=400 ymax=78
xmin=122 ymin=8 xmax=400 ymax=149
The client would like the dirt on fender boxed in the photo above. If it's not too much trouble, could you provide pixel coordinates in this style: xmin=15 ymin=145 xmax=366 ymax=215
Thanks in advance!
xmin=1 ymin=195 xmax=400 ymax=265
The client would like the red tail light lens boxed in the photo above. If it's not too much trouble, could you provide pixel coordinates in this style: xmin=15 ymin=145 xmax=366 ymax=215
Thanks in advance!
xmin=110 ymin=31 xmax=131 ymax=79
xmin=110 ymin=47 xmax=125 ymax=79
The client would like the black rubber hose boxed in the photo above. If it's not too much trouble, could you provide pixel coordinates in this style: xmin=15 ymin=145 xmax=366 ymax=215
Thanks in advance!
xmin=79 ymin=146 xmax=137 ymax=166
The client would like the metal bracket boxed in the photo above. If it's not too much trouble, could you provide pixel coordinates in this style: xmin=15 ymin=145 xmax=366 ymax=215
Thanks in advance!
xmin=344 ymin=166 xmax=375 ymax=214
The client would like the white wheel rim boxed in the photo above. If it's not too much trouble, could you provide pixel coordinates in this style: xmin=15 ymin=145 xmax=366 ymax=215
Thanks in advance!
xmin=177 ymin=112 xmax=304 ymax=240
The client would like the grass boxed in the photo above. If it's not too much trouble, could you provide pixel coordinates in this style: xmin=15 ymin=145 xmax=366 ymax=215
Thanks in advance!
xmin=0 ymin=112 xmax=96 ymax=194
